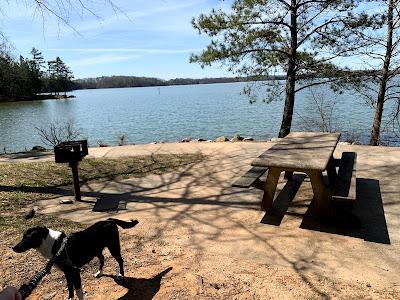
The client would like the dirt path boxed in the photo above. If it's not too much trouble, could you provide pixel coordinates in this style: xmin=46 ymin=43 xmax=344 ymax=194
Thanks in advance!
xmin=1 ymin=142 xmax=400 ymax=299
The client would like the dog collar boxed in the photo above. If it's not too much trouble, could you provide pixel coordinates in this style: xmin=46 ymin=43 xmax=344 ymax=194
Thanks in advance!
xmin=54 ymin=238 xmax=80 ymax=270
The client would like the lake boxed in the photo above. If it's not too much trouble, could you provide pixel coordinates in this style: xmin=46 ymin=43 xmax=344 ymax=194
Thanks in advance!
xmin=0 ymin=81 xmax=398 ymax=152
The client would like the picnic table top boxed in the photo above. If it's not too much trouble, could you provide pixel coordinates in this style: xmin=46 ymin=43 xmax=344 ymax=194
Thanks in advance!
xmin=251 ymin=132 xmax=341 ymax=171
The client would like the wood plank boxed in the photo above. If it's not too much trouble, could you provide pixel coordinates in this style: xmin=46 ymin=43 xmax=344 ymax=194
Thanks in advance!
xmin=333 ymin=152 xmax=357 ymax=201
xmin=251 ymin=132 xmax=340 ymax=171
xmin=232 ymin=166 xmax=268 ymax=188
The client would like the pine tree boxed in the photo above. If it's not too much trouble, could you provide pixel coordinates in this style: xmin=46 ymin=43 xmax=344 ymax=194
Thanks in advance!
xmin=191 ymin=0 xmax=376 ymax=137
xmin=47 ymin=59 xmax=57 ymax=95
xmin=29 ymin=47 xmax=45 ymax=94
xmin=47 ymin=57 xmax=74 ymax=96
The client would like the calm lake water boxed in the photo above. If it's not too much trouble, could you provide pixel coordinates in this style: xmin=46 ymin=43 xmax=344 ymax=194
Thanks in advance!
xmin=0 ymin=82 xmax=399 ymax=152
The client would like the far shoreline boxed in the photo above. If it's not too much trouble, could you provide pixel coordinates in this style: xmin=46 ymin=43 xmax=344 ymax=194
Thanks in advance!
xmin=0 ymin=94 xmax=75 ymax=103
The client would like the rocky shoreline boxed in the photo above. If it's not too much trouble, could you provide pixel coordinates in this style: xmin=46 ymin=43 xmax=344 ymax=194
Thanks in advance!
xmin=3 ymin=134 xmax=357 ymax=155
xmin=178 ymin=134 xmax=255 ymax=143
xmin=176 ymin=134 xmax=355 ymax=145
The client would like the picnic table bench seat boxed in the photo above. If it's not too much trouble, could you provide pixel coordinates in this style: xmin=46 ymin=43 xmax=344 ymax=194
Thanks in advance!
xmin=232 ymin=166 xmax=268 ymax=190
xmin=332 ymin=152 xmax=357 ymax=202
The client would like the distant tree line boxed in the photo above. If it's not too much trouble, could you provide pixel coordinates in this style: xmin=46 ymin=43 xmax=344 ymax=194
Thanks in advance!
xmin=72 ymin=75 xmax=288 ymax=90
xmin=0 ymin=46 xmax=74 ymax=101
xmin=73 ymin=71 xmax=385 ymax=90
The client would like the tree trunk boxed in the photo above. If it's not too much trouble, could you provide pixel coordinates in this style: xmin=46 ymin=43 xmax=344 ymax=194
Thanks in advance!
xmin=369 ymin=0 xmax=394 ymax=146
xmin=278 ymin=0 xmax=297 ymax=138
xmin=370 ymin=82 xmax=386 ymax=145
xmin=280 ymin=63 xmax=296 ymax=138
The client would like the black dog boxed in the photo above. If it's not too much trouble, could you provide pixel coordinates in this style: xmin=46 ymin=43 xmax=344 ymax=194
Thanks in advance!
xmin=13 ymin=218 xmax=139 ymax=300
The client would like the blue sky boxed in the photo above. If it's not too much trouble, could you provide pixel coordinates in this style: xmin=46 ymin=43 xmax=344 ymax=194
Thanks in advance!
xmin=0 ymin=0 xmax=384 ymax=79
xmin=1 ymin=0 xmax=232 ymax=79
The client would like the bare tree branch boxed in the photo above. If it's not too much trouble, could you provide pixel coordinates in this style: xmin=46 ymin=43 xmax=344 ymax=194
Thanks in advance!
xmin=35 ymin=119 xmax=82 ymax=146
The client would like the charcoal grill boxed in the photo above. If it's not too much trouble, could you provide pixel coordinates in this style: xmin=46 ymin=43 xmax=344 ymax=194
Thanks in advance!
xmin=54 ymin=140 xmax=88 ymax=202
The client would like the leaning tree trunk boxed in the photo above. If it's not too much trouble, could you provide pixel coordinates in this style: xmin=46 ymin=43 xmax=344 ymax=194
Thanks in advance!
xmin=280 ymin=65 xmax=296 ymax=138
xmin=370 ymin=0 xmax=394 ymax=146
xmin=278 ymin=0 xmax=297 ymax=138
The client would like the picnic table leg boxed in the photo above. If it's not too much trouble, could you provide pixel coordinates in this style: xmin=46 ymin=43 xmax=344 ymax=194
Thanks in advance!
xmin=284 ymin=171 xmax=293 ymax=180
xmin=307 ymin=170 xmax=332 ymax=217
xmin=326 ymin=156 xmax=337 ymax=188
xmin=261 ymin=167 xmax=281 ymax=211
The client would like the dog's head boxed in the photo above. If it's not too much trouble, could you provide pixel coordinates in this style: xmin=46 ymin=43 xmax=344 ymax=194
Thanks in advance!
xmin=13 ymin=226 xmax=49 ymax=253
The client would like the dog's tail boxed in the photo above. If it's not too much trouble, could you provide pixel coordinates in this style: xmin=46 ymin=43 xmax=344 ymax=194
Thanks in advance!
xmin=108 ymin=218 xmax=139 ymax=229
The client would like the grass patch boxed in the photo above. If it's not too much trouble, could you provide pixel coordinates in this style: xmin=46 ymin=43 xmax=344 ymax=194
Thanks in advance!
xmin=0 ymin=154 xmax=203 ymax=188
xmin=0 ymin=153 xmax=203 ymax=233
xmin=0 ymin=214 xmax=82 ymax=234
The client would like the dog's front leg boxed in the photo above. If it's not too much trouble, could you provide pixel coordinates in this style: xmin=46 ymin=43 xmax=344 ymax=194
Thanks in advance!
xmin=65 ymin=272 xmax=75 ymax=300
xmin=76 ymin=288 xmax=84 ymax=300
xmin=72 ymin=269 xmax=84 ymax=300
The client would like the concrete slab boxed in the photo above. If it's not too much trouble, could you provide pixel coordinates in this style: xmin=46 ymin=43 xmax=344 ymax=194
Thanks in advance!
xmin=16 ymin=142 xmax=400 ymax=293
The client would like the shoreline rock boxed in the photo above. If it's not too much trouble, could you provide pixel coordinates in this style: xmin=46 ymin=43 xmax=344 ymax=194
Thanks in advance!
xmin=243 ymin=137 xmax=254 ymax=141
xmin=214 ymin=136 xmax=229 ymax=142
xmin=230 ymin=134 xmax=244 ymax=142
xmin=31 ymin=145 xmax=47 ymax=151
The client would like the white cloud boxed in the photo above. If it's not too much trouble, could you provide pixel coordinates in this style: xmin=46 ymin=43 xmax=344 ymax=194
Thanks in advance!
xmin=2 ymin=0 xmax=209 ymax=38
xmin=68 ymin=53 xmax=141 ymax=67
xmin=48 ymin=0 xmax=209 ymax=36
xmin=45 ymin=47 xmax=201 ymax=54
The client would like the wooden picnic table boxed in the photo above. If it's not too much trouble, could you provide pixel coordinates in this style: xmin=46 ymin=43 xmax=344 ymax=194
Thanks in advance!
xmin=251 ymin=132 xmax=341 ymax=216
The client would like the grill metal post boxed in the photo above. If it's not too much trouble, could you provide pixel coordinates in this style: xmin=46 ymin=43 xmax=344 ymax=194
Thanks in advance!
xmin=54 ymin=140 xmax=88 ymax=202
xmin=69 ymin=161 xmax=81 ymax=202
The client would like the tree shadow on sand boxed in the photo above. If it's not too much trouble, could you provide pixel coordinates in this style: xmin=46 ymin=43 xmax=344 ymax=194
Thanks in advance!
xmin=101 ymin=267 xmax=172 ymax=300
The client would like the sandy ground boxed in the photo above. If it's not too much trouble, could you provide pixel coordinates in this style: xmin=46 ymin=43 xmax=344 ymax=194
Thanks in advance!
xmin=1 ymin=141 xmax=400 ymax=299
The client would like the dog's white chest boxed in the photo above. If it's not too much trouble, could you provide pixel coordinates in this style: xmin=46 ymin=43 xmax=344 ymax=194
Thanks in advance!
xmin=38 ymin=229 xmax=62 ymax=259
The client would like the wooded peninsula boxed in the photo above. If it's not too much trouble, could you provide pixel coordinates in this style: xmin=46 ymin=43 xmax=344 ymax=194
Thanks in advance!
xmin=0 ymin=47 xmax=74 ymax=102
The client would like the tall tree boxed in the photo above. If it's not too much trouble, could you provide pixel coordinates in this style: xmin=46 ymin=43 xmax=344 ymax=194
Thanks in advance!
xmin=47 ymin=59 xmax=57 ymax=95
xmin=17 ymin=55 xmax=35 ymax=97
xmin=191 ymin=0 xmax=373 ymax=137
xmin=368 ymin=0 xmax=400 ymax=145
xmin=29 ymin=47 xmax=45 ymax=94
xmin=46 ymin=57 xmax=74 ymax=95
xmin=334 ymin=0 xmax=400 ymax=145
xmin=48 ymin=57 xmax=74 ymax=95
xmin=0 ymin=37 xmax=15 ymax=99
xmin=58 ymin=58 xmax=74 ymax=96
